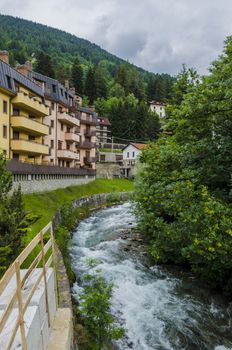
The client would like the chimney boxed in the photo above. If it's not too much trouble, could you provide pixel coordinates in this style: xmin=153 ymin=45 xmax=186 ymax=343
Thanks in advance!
xmin=16 ymin=61 xmax=32 ymax=77
xmin=0 ymin=50 xmax=9 ymax=64
xmin=64 ymin=80 xmax=69 ymax=89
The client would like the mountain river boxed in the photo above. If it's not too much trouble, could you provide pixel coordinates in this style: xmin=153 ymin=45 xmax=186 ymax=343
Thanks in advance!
xmin=70 ymin=202 xmax=232 ymax=350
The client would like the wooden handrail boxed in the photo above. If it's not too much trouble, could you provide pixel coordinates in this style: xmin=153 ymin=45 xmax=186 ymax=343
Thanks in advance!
xmin=0 ymin=221 xmax=57 ymax=350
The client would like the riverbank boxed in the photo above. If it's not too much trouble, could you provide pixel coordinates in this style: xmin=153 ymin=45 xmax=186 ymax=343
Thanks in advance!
xmin=24 ymin=178 xmax=133 ymax=244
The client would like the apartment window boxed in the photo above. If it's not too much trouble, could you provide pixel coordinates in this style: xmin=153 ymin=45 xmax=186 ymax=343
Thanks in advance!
xmin=51 ymin=102 xmax=55 ymax=110
xmin=49 ymin=127 xmax=52 ymax=135
xmin=61 ymin=123 xmax=64 ymax=131
xmin=51 ymin=120 xmax=54 ymax=128
xmin=51 ymin=140 xmax=54 ymax=149
xmin=65 ymin=92 xmax=68 ymax=99
xmin=3 ymin=125 xmax=7 ymax=138
xmin=6 ymin=75 xmax=12 ymax=89
xmin=13 ymin=131 xmax=19 ymax=139
xmin=13 ymin=153 xmax=19 ymax=160
xmin=60 ymin=89 xmax=64 ymax=96
xmin=3 ymin=101 xmax=7 ymax=114
xmin=127 ymin=152 xmax=129 ymax=158
xmin=132 ymin=151 xmax=135 ymax=158
xmin=52 ymin=85 xmax=56 ymax=93
xmin=13 ymin=108 xmax=20 ymax=116
xmin=29 ymin=135 xmax=36 ymax=141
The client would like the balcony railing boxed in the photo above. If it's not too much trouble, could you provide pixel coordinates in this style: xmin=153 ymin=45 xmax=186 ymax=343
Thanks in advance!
xmin=57 ymin=149 xmax=80 ymax=160
xmin=65 ymin=133 xmax=80 ymax=143
xmin=11 ymin=116 xmax=49 ymax=136
xmin=12 ymin=92 xmax=49 ymax=117
xmin=79 ymin=115 xmax=97 ymax=126
xmin=76 ymin=141 xmax=96 ymax=149
xmin=57 ymin=112 xmax=80 ymax=127
xmin=11 ymin=139 xmax=49 ymax=155
xmin=84 ymin=130 xmax=96 ymax=137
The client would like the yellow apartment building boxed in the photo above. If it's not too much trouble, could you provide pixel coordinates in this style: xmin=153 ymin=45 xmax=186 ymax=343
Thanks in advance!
xmin=0 ymin=51 xmax=49 ymax=164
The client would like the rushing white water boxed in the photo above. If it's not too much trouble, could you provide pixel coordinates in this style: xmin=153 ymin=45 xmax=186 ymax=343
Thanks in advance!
xmin=70 ymin=202 xmax=232 ymax=350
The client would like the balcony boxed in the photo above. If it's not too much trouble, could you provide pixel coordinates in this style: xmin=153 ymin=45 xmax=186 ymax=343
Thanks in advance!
xmin=58 ymin=112 xmax=79 ymax=127
xmin=84 ymin=156 xmax=96 ymax=165
xmin=79 ymin=115 xmax=97 ymax=126
xmin=65 ymin=133 xmax=80 ymax=143
xmin=84 ymin=130 xmax=96 ymax=137
xmin=11 ymin=116 xmax=49 ymax=136
xmin=11 ymin=139 xmax=49 ymax=155
xmin=12 ymin=92 xmax=49 ymax=116
xmin=77 ymin=141 xmax=96 ymax=149
xmin=57 ymin=149 xmax=80 ymax=160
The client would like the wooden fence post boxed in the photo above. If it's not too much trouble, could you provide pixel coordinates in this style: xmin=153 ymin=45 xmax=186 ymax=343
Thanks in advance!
xmin=40 ymin=231 xmax=51 ymax=327
xmin=15 ymin=260 xmax=27 ymax=350
xmin=51 ymin=223 xmax=59 ymax=308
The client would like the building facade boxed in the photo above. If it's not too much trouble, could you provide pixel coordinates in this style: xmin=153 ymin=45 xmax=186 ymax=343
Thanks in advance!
xmin=149 ymin=101 xmax=166 ymax=118
xmin=96 ymin=116 xmax=111 ymax=147
xmin=122 ymin=143 xmax=146 ymax=177
xmin=0 ymin=51 xmax=49 ymax=164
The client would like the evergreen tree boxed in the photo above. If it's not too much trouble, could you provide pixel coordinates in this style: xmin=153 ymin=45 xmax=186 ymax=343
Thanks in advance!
xmin=0 ymin=156 xmax=27 ymax=276
xmin=84 ymin=66 xmax=96 ymax=104
xmin=94 ymin=63 xmax=108 ymax=99
xmin=35 ymin=51 xmax=55 ymax=78
xmin=71 ymin=57 xmax=84 ymax=94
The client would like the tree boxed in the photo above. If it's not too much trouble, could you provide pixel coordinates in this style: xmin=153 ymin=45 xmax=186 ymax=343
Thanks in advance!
xmin=94 ymin=63 xmax=108 ymax=99
xmin=0 ymin=156 xmax=28 ymax=276
xmin=134 ymin=36 xmax=232 ymax=296
xmin=80 ymin=272 xmax=125 ymax=349
xmin=71 ymin=57 xmax=84 ymax=94
xmin=35 ymin=51 xmax=55 ymax=78
xmin=84 ymin=66 xmax=96 ymax=104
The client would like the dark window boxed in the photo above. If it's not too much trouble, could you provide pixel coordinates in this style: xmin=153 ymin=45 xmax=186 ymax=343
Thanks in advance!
xmin=65 ymin=92 xmax=68 ymax=99
xmin=6 ymin=75 xmax=12 ymax=89
xmin=61 ymin=123 xmax=64 ymax=131
xmin=13 ymin=131 xmax=19 ymax=139
xmin=13 ymin=153 xmax=19 ymax=160
xmin=49 ymin=127 xmax=52 ymax=135
xmin=127 ymin=152 xmax=129 ymax=158
xmin=60 ymin=89 xmax=63 ymax=96
xmin=132 ymin=151 xmax=135 ymax=157
xmin=3 ymin=101 xmax=7 ymax=114
xmin=52 ymin=85 xmax=56 ymax=93
xmin=51 ymin=140 xmax=54 ymax=149
xmin=13 ymin=108 xmax=20 ymax=116
xmin=29 ymin=135 xmax=35 ymax=141
xmin=51 ymin=102 xmax=55 ymax=110
xmin=3 ymin=125 xmax=7 ymax=138
xmin=51 ymin=120 xmax=54 ymax=128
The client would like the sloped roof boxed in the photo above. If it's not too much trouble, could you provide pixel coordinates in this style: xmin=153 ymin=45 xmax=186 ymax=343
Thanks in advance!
xmin=122 ymin=143 xmax=147 ymax=151
xmin=97 ymin=117 xmax=111 ymax=126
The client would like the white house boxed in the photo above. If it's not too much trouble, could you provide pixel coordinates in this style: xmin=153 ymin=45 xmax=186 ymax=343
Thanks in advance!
xmin=149 ymin=101 xmax=166 ymax=118
xmin=122 ymin=143 xmax=146 ymax=177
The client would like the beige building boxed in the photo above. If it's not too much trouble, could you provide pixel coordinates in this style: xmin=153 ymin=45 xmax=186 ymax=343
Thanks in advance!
xmin=0 ymin=51 xmax=49 ymax=164
xmin=77 ymin=106 xmax=97 ymax=169
xmin=149 ymin=101 xmax=166 ymax=118
xmin=96 ymin=116 xmax=111 ymax=147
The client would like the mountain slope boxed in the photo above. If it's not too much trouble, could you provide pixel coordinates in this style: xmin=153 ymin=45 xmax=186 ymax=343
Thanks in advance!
xmin=0 ymin=14 xmax=156 ymax=79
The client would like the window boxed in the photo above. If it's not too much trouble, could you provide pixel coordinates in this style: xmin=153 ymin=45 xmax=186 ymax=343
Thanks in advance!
xmin=65 ymin=92 xmax=68 ymax=99
xmin=132 ymin=151 xmax=135 ymax=158
xmin=51 ymin=102 xmax=55 ymax=110
xmin=127 ymin=152 xmax=129 ymax=158
xmin=6 ymin=75 xmax=12 ymax=89
xmin=51 ymin=140 xmax=54 ymax=149
xmin=3 ymin=101 xmax=7 ymax=114
xmin=60 ymin=89 xmax=64 ymax=96
xmin=61 ymin=123 xmax=64 ymax=131
xmin=2 ymin=149 xmax=7 ymax=156
xmin=51 ymin=120 xmax=54 ymax=128
xmin=29 ymin=135 xmax=35 ymax=141
xmin=3 ymin=125 xmax=7 ymax=138
xmin=52 ymin=85 xmax=56 ymax=93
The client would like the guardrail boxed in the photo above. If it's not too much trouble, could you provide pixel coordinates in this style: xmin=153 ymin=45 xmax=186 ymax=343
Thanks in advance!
xmin=0 ymin=222 xmax=57 ymax=350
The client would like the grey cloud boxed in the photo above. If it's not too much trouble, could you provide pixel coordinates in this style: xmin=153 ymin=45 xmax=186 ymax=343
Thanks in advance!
xmin=1 ymin=0 xmax=232 ymax=75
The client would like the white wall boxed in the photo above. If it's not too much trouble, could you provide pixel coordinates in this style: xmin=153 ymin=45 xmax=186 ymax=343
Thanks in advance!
xmin=123 ymin=144 xmax=141 ymax=161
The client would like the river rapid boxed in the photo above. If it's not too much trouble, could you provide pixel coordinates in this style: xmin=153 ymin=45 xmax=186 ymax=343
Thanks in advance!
xmin=70 ymin=202 xmax=232 ymax=350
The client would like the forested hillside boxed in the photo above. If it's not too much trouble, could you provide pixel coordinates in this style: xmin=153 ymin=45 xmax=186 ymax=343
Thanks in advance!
xmin=0 ymin=14 xmax=174 ymax=101
xmin=0 ymin=14 xmax=176 ymax=141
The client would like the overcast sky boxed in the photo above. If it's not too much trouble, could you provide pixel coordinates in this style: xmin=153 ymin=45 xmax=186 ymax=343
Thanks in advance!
xmin=1 ymin=0 xmax=232 ymax=75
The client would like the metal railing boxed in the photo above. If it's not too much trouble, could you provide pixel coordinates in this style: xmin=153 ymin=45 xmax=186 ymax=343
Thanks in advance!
xmin=0 ymin=222 xmax=57 ymax=350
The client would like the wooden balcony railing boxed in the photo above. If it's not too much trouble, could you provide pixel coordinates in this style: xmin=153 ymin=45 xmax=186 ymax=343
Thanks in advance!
xmin=0 ymin=222 xmax=57 ymax=350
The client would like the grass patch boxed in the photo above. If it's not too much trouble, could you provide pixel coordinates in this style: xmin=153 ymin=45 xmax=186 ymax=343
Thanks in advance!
xmin=24 ymin=179 xmax=133 ymax=243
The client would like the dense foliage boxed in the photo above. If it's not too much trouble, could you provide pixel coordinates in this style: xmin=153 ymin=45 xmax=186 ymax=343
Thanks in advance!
xmin=135 ymin=37 xmax=232 ymax=296
xmin=0 ymin=156 xmax=29 ymax=275
xmin=79 ymin=270 xmax=125 ymax=350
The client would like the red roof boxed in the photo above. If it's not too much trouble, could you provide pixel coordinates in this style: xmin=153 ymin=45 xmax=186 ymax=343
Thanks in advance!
xmin=98 ymin=117 xmax=111 ymax=126
xmin=122 ymin=143 xmax=147 ymax=151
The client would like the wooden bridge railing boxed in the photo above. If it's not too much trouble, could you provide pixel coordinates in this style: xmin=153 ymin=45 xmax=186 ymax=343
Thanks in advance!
xmin=0 ymin=222 xmax=58 ymax=350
